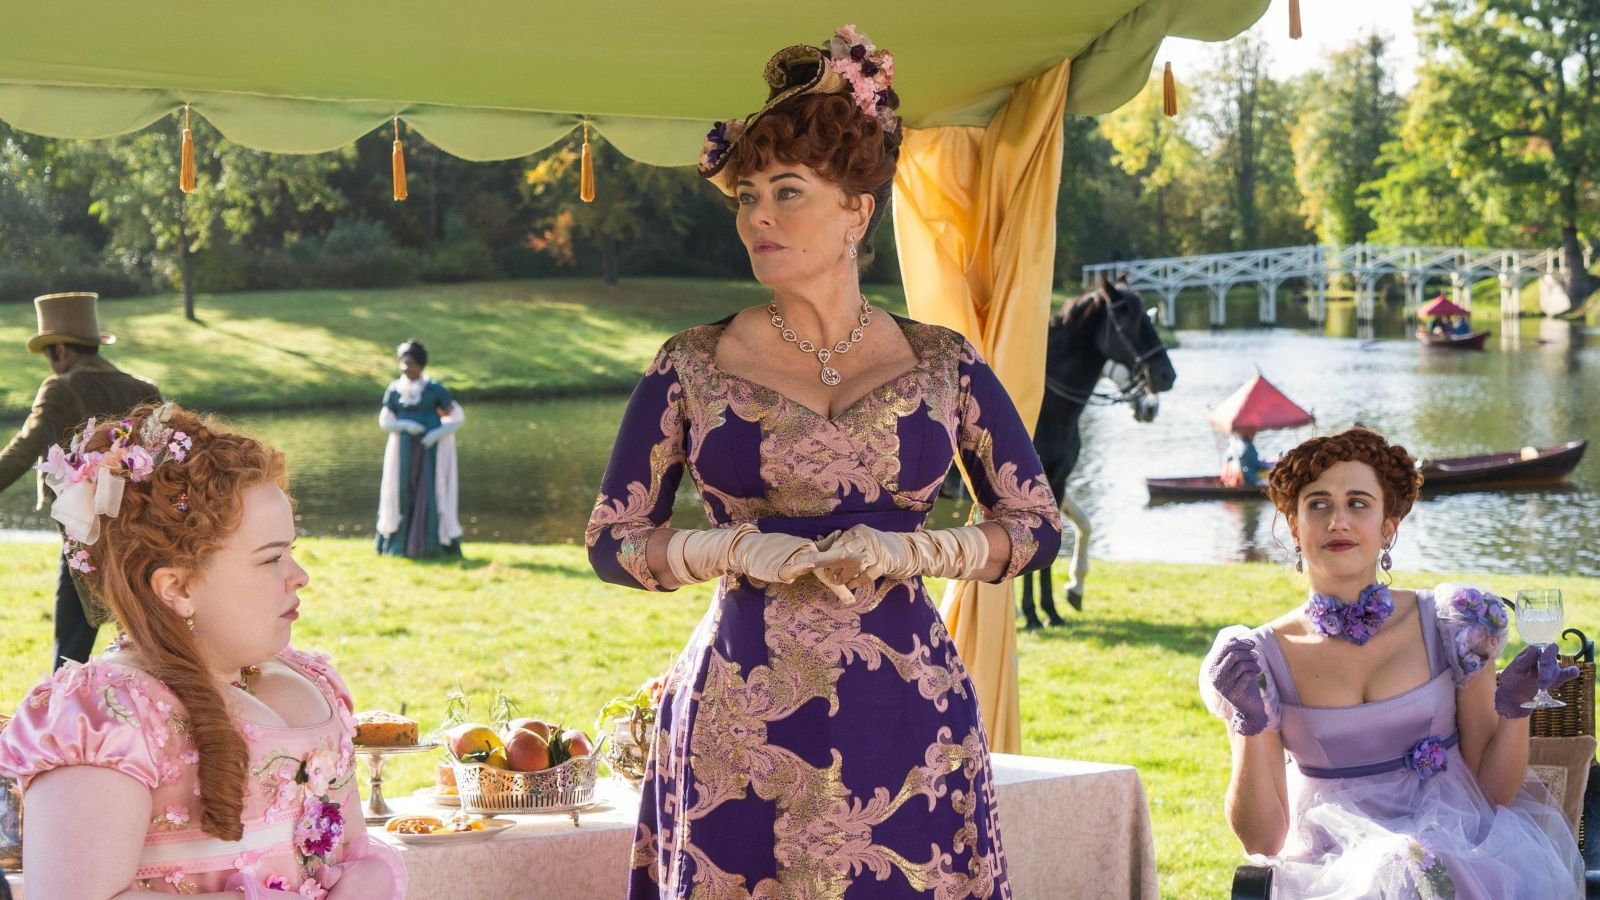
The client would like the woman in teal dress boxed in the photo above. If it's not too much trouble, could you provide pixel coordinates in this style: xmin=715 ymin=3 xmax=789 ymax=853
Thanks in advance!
xmin=376 ymin=339 xmax=465 ymax=557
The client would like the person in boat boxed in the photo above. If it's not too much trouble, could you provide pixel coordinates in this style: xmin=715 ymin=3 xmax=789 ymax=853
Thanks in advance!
xmin=1222 ymin=429 xmax=1268 ymax=488
xmin=1450 ymin=316 xmax=1472 ymax=336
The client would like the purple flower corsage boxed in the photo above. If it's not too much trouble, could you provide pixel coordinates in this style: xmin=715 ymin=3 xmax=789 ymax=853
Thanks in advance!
xmin=1403 ymin=736 xmax=1449 ymax=780
xmin=1305 ymin=583 xmax=1394 ymax=645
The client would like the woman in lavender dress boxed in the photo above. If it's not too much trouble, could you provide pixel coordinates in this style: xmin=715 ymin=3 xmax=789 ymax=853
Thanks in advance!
xmin=1201 ymin=428 xmax=1582 ymax=898
xmin=585 ymin=26 xmax=1061 ymax=900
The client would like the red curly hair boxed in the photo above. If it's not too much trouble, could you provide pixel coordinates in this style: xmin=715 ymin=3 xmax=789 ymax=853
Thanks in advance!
xmin=78 ymin=403 xmax=288 ymax=841
xmin=722 ymin=92 xmax=900 ymax=267
xmin=1266 ymin=427 xmax=1423 ymax=521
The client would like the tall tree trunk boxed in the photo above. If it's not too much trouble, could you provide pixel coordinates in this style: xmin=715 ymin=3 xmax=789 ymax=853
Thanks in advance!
xmin=600 ymin=235 xmax=620 ymax=285
xmin=1560 ymin=180 xmax=1595 ymax=303
xmin=1561 ymin=223 xmax=1594 ymax=303
xmin=179 ymin=211 xmax=197 ymax=322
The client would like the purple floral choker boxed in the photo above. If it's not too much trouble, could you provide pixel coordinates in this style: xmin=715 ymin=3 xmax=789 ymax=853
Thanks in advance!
xmin=1306 ymin=583 xmax=1394 ymax=645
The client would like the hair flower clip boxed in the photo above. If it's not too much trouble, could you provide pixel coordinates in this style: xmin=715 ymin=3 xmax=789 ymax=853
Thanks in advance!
xmin=35 ymin=401 xmax=194 ymax=572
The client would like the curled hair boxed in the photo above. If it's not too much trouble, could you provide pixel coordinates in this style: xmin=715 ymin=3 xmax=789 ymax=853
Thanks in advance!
xmin=723 ymin=92 xmax=901 ymax=267
xmin=397 ymin=339 xmax=427 ymax=368
xmin=78 ymin=403 xmax=288 ymax=840
xmin=1266 ymin=427 xmax=1422 ymax=521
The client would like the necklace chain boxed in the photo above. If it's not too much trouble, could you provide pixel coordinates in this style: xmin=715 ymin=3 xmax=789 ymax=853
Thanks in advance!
xmin=768 ymin=296 xmax=873 ymax=386
xmin=231 ymin=665 xmax=260 ymax=694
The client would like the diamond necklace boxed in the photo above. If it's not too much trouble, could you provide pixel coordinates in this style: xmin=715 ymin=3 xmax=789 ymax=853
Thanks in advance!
xmin=767 ymin=296 xmax=873 ymax=385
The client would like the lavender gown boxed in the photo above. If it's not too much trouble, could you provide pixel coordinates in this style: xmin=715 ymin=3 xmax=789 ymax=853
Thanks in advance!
xmin=1203 ymin=589 xmax=1583 ymax=899
xmin=586 ymin=318 xmax=1062 ymax=899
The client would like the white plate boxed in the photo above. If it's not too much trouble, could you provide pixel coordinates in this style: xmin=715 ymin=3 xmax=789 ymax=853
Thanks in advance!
xmin=387 ymin=816 xmax=513 ymax=845
xmin=412 ymin=786 xmax=461 ymax=807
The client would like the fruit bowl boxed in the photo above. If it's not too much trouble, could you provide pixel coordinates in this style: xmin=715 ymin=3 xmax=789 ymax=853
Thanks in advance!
xmin=452 ymin=735 xmax=606 ymax=820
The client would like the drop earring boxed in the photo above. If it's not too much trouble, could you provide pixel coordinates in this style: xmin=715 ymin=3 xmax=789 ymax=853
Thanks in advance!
xmin=1294 ymin=546 xmax=1304 ymax=573
xmin=184 ymin=616 xmax=197 ymax=635
xmin=847 ymin=232 xmax=858 ymax=260
xmin=1380 ymin=545 xmax=1393 ymax=572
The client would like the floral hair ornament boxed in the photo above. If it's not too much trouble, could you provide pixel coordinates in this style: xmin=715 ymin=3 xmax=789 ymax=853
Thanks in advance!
xmin=697 ymin=23 xmax=900 ymax=195
xmin=36 ymin=402 xmax=193 ymax=572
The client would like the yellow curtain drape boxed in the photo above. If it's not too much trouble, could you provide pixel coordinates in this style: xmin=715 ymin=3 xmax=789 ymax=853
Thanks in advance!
xmin=890 ymin=59 xmax=1070 ymax=754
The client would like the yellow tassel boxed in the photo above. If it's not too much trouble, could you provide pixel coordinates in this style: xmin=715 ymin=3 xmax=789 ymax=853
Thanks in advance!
xmin=579 ymin=122 xmax=596 ymax=203
xmin=391 ymin=117 xmax=408 ymax=202
xmin=179 ymin=106 xmax=196 ymax=194
xmin=1162 ymin=63 xmax=1178 ymax=117
xmin=1289 ymin=0 xmax=1303 ymax=39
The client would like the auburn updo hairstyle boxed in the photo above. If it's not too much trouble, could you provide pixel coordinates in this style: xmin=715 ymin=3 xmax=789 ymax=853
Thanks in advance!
xmin=722 ymin=91 xmax=902 ymax=267
xmin=77 ymin=403 xmax=288 ymax=840
xmin=1266 ymin=427 xmax=1423 ymax=522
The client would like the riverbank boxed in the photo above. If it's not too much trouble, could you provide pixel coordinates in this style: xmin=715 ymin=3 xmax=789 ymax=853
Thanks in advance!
xmin=0 ymin=278 xmax=912 ymax=417
xmin=0 ymin=537 xmax=1586 ymax=895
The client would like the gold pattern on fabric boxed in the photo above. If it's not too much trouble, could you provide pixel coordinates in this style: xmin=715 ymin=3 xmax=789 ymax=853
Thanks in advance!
xmin=623 ymin=321 xmax=1015 ymax=898
xmin=586 ymin=349 xmax=687 ymax=590
xmin=663 ymin=323 xmax=967 ymax=522
xmin=955 ymin=371 xmax=1060 ymax=580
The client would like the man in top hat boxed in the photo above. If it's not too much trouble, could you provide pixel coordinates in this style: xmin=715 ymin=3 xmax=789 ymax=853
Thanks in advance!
xmin=0 ymin=292 xmax=161 ymax=670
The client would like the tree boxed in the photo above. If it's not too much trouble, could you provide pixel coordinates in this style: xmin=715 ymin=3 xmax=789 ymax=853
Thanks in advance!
xmin=1366 ymin=70 xmax=1516 ymax=247
xmin=57 ymin=117 xmax=348 ymax=319
xmin=1098 ymin=77 xmax=1206 ymax=257
xmin=1197 ymin=36 xmax=1313 ymax=251
xmin=1417 ymin=0 xmax=1600 ymax=299
xmin=522 ymin=132 xmax=705 ymax=284
xmin=1292 ymin=34 xmax=1402 ymax=244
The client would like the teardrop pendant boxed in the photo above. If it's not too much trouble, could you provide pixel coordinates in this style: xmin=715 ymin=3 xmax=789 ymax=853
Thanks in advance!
xmin=820 ymin=366 xmax=842 ymax=386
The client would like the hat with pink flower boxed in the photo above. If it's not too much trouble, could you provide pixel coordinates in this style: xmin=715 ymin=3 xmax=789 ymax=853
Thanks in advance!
xmin=697 ymin=24 xmax=900 ymax=195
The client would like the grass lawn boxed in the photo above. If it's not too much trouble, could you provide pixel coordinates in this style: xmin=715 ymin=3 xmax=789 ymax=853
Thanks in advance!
xmin=0 ymin=278 xmax=913 ymax=418
xmin=1 ymin=537 xmax=1591 ymax=896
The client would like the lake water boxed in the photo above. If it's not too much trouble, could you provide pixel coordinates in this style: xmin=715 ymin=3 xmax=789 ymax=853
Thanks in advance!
xmin=3 ymin=304 xmax=1596 ymax=576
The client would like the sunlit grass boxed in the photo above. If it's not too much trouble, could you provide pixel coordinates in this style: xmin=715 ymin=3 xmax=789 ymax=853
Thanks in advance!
xmin=0 ymin=279 xmax=914 ymax=416
xmin=2 ymin=538 xmax=1590 ymax=895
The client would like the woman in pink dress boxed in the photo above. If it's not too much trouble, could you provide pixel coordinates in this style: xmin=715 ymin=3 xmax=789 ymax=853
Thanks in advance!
xmin=0 ymin=403 xmax=404 ymax=898
xmin=1200 ymin=427 xmax=1581 ymax=898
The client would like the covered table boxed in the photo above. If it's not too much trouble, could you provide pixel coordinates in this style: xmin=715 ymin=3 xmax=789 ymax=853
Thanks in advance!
xmin=1 ymin=754 xmax=1157 ymax=897
xmin=381 ymin=754 xmax=1157 ymax=899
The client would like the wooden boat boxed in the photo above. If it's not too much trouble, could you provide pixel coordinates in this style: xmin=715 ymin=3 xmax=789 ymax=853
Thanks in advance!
xmin=1416 ymin=328 xmax=1490 ymax=350
xmin=1146 ymin=441 xmax=1587 ymax=501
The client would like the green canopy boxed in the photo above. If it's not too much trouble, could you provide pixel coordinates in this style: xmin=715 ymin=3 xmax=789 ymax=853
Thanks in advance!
xmin=0 ymin=0 xmax=1266 ymax=165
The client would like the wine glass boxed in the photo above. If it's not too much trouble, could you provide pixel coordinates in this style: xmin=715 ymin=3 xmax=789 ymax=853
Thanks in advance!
xmin=1515 ymin=588 xmax=1566 ymax=710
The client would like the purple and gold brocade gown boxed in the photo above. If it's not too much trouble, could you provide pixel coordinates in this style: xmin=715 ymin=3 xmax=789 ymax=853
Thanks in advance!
xmin=587 ymin=318 xmax=1062 ymax=899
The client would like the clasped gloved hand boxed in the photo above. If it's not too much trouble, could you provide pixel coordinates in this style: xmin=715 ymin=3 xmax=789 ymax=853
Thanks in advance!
xmin=812 ymin=523 xmax=992 ymax=589
xmin=665 ymin=524 xmax=865 ymax=603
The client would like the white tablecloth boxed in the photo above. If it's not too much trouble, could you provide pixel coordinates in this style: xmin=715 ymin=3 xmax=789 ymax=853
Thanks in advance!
xmin=3 ymin=754 xmax=1157 ymax=900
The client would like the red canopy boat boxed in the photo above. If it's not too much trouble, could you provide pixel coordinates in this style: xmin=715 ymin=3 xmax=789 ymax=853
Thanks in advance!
xmin=1415 ymin=296 xmax=1488 ymax=349
xmin=1146 ymin=440 xmax=1588 ymax=501
xmin=1209 ymin=374 xmax=1315 ymax=434
xmin=1417 ymin=329 xmax=1490 ymax=350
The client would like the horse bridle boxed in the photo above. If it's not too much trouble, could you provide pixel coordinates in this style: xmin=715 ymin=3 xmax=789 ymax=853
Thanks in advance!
xmin=1044 ymin=295 xmax=1162 ymax=407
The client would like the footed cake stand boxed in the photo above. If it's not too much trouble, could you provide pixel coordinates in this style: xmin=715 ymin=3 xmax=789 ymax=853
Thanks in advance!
xmin=356 ymin=742 xmax=440 ymax=823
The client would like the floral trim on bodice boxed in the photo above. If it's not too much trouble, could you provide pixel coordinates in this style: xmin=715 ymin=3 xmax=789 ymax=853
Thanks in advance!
xmin=586 ymin=317 xmax=1062 ymax=592
xmin=1 ymin=647 xmax=368 ymax=896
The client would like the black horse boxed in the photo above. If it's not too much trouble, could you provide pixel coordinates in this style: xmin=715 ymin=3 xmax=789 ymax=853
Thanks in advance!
xmin=1021 ymin=276 xmax=1177 ymax=629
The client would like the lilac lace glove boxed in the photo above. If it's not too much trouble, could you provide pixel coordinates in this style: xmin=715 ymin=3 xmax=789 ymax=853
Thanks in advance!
xmin=1206 ymin=637 xmax=1272 ymax=736
xmin=1495 ymin=644 xmax=1581 ymax=719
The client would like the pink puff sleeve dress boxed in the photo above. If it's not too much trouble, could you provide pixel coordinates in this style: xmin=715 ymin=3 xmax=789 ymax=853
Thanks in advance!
xmin=0 ymin=646 xmax=405 ymax=896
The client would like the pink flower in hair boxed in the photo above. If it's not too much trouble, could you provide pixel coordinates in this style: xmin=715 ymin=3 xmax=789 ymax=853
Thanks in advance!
xmin=121 ymin=445 xmax=155 ymax=481
xmin=37 ymin=444 xmax=77 ymax=483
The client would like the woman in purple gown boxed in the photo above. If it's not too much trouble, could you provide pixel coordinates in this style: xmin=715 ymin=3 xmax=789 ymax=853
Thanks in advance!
xmin=585 ymin=25 xmax=1061 ymax=900
xmin=1200 ymin=428 xmax=1582 ymax=898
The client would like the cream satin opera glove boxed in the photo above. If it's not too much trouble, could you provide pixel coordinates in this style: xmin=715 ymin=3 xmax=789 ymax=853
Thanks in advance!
xmin=666 ymin=524 xmax=862 ymax=602
xmin=822 ymin=523 xmax=991 ymax=584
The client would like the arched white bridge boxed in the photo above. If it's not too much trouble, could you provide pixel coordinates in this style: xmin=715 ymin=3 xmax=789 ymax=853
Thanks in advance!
xmin=1081 ymin=244 xmax=1582 ymax=326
